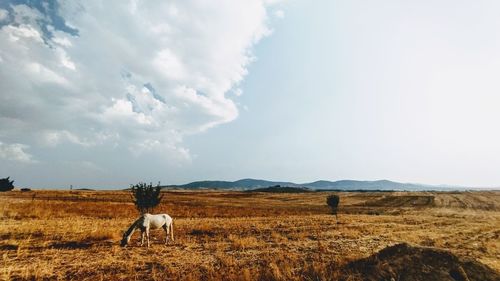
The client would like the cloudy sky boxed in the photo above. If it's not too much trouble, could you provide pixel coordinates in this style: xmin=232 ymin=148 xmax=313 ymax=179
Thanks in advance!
xmin=1 ymin=0 xmax=500 ymax=189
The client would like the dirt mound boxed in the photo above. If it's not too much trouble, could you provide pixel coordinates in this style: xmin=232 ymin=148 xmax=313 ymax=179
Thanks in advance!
xmin=342 ymin=243 xmax=500 ymax=281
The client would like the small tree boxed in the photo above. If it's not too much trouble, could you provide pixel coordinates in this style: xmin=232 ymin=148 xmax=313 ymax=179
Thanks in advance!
xmin=130 ymin=182 xmax=163 ymax=214
xmin=326 ymin=194 xmax=340 ymax=223
xmin=0 ymin=177 xmax=15 ymax=192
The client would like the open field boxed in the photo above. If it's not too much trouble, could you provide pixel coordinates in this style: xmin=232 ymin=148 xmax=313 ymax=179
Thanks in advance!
xmin=1 ymin=190 xmax=499 ymax=280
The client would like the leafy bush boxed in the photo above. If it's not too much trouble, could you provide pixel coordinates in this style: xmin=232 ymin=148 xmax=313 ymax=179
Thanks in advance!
xmin=0 ymin=177 xmax=15 ymax=192
xmin=130 ymin=182 xmax=163 ymax=214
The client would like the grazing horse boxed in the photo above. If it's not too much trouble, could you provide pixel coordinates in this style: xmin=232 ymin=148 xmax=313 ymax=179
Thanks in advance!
xmin=121 ymin=213 xmax=174 ymax=247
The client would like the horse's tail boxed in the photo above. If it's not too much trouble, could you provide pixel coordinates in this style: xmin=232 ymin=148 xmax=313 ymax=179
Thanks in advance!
xmin=170 ymin=219 xmax=174 ymax=241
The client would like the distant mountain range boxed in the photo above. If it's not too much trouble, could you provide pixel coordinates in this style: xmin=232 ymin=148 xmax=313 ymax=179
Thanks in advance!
xmin=163 ymin=178 xmax=468 ymax=191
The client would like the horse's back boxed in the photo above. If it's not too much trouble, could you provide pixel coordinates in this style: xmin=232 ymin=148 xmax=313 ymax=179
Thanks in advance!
xmin=144 ymin=213 xmax=172 ymax=228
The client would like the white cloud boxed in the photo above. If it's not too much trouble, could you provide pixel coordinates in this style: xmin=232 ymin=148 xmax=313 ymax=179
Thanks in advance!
xmin=40 ymin=130 xmax=110 ymax=147
xmin=0 ymin=9 xmax=8 ymax=22
xmin=4 ymin=24 xmax=43 ymax=42
xmin=153 ymin=48 xmax=187 ymax=80
xmin=0 ymin=141 xmax=36 ymax=163
xmin=52 ymin=36 xmax=72 ymax=47
xmin=11 ymin=4 xmax=44 ymax=24
xmin=0 ymin=1 xmax=281 ymax=162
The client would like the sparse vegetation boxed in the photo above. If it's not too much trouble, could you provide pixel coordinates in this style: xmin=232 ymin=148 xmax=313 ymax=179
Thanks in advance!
xmin=0 ymin=190 xmax=499 ymax=280
xmin=0 ymin=177 xmax=15 ymax=192
xmin=130 ymin=182 xmax=163 ymax=214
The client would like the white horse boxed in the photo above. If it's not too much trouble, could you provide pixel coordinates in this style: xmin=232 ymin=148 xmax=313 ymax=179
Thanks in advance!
xmin=121 ymin=213 xmax=174 ymax=247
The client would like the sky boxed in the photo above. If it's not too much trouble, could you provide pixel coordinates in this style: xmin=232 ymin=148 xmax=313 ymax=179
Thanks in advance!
xmin=1 ymin=0 xmax=500 ymax=189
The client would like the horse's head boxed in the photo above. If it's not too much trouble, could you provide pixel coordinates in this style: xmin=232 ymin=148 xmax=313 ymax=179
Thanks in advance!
xmin=120 ymin=234 xmax=128 ymax=247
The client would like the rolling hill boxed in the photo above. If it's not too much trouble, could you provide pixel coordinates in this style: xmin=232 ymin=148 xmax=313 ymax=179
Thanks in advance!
xmin=164 ymin=179 xmax=465 ymax=191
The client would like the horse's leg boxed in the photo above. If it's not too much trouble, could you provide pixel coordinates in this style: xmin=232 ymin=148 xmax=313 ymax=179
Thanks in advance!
xmin=146 ymin=227 xmax=150 ymax=248
xmin=163 ymin=224 xmax=169 ymax=245
xmin=140 ymin=230 xmax=145 ymax=246
xmin=170 ymin=221 xmax=174 ymax=242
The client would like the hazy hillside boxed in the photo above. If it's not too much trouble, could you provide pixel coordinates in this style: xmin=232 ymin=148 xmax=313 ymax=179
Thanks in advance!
xmin=305 ymin=179 xmax=429 ymax=190
xmin=164 ymin=179 xmax=463 ymax=191
xmin=169 ymin=179 xmax=298 ymax=189
xmin=248 ymin=186 xmax=312 ymax=193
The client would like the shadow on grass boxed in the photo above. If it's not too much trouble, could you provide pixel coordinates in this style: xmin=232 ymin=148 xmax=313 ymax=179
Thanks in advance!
xmin=0 ymin=244 xmax=18 ymax=250
xmin=0 ymin=240 xmax=116 ymax=251
xmin=190 ymin=229 xmax=217 ymax=237
xmin=50 ymin=241 xmax=93 ymax=249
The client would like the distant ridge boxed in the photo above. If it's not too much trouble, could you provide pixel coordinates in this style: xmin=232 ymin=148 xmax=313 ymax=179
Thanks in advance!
xmin=169 ymin=179 xmax=296 ymax=189
xmin=163 ymin=179 xmax=467 ymax=191
xmin=249 ymin=186 xmax=312 ymax=193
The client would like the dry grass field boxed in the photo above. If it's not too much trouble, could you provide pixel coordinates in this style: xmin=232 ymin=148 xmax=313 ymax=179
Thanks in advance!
xmin=1 ymin=189 xmax=499 ymax=280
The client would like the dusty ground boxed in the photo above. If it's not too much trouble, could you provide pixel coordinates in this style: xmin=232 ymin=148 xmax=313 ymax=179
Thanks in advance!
xmin=0 ymin=190 xmax=499 ymax=280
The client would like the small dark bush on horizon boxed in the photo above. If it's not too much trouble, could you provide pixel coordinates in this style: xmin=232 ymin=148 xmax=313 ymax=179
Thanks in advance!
xmin=0 ymin=177 xmax=15 ymax=192
xmin=130 ymin=182 xmax=163 ymax=214
xmin=327 ymin=194 xmax=340 ymax=221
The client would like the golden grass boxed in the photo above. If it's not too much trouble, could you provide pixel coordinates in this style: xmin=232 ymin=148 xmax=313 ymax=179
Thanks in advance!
xmin=0 ymin=190 xmax=499 ymax=280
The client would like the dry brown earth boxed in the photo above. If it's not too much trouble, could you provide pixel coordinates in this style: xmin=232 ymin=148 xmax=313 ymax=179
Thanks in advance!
xmin=0 ymin=190 xmax=499 ymax=280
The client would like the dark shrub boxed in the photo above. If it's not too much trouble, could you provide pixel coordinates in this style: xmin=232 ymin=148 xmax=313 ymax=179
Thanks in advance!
xmin=326 ymin=194 xmax=340 ymax=222
xmin=130 ymin=182 xmax=163 ymax=214
xmin=0 ymin=177 xmax=14 ymax=192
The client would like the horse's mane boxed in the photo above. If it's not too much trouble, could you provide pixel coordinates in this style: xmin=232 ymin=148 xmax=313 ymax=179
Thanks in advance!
xmin=124 ymin=217 xmax=141 ymax=237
